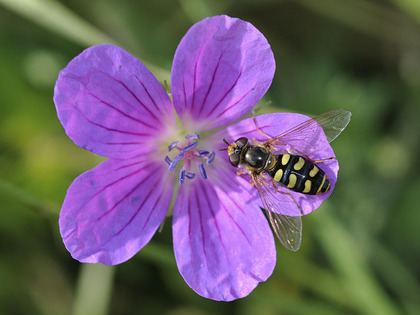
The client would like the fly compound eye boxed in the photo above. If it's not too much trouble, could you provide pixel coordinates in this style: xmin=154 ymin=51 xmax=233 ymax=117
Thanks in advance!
xmin=235 ymin=137 xmax=248 ymax=148
xmin=229 ymin=153 xmax=240 ymax=167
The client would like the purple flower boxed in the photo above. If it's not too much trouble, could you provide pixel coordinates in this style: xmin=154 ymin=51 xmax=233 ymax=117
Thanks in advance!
xmin=54 ymin=15 xmax=338 ymax=301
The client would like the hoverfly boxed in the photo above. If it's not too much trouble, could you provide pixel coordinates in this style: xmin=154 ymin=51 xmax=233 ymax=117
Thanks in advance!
xmin=224 ymin=109 xmax=351 ymax=251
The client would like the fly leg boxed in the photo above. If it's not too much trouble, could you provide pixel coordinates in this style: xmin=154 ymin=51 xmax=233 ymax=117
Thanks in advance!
xmin=311 ymin=157 xmax=336 ymax=164
xmin=252 ymin=116 xmax=272 ymax=140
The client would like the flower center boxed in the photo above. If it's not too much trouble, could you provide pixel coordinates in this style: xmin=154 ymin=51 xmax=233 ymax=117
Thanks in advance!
xmin=165 ymin=134 xmax=215 ymax=185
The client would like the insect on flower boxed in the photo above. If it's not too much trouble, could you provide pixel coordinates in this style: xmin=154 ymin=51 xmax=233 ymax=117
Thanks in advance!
xmin=223 ymin=109 xmax=351 ymax=251
xmin=53 ymin=13 xmax=350 ymax=301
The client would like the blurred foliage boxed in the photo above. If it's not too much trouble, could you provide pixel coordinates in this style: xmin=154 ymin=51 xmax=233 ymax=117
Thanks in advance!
xmin=1 ymin=0 xmax=420 ymax=314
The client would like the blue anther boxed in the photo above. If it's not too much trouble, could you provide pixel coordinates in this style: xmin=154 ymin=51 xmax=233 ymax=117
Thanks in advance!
xmin=168 ymin=141 xmax=179 ymax=151
xmin=185 ymin=172 xmax=195 ymax=179
xmin=181 ymin=142 xmax=198 ymax=153
xmin=165 ymin=156 xmax=172 ymax=166
xmin=168 ymin=153 xmax=184 ymax=171
xmin=185 ymin=134 xmax=200 ymax=140
xmin=206 ymin=151 xmax=215 ymax=165
xmin=198 ymin=150 xmax=209 ymax=157
xmin=198 ymin=162 xmax=207 ymax=180
xmin=179 ymin=169 xmax=185 ymax=185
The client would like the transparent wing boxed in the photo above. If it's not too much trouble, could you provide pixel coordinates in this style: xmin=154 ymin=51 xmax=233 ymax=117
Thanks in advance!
xmin=251 ymin=173 xmax=303 ymax=251
xmin=265 ymin=210 xmax=302 ymax=252
xmin=266 ymin=109 xmax=351 ymax=153
xmin=312 ymin=109 xmax=352 ymax=143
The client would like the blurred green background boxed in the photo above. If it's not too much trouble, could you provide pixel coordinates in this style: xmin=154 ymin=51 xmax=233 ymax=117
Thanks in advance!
xmin=1 ymin=0 xmax=420 ymax=314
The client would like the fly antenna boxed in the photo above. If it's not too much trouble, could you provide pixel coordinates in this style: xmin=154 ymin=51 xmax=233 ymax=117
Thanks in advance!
xmin=220 ymin=139 xmax=230 ymax=151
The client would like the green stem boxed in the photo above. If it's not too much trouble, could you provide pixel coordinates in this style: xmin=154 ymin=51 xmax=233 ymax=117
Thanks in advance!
xmin=73 ymin=264 xmax=115 ymax=315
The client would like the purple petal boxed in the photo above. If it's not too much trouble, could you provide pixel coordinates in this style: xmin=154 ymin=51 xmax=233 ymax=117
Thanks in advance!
xmin=211 ymin=112 xmax=339 ymax=216
xmin=171 ymin=15 xmax=275 ymax=131
xmin=172 ymin=178 xmax=276 ymax=301
xmin=59 ymin=158 xmax=174 ymax=265
xmin=54 ymin=44 xmax=175 ymax=159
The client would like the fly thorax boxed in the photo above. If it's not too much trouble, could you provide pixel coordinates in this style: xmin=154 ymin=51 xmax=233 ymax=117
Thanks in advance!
xmin=244 ymin=146 xmax=270 ymax=170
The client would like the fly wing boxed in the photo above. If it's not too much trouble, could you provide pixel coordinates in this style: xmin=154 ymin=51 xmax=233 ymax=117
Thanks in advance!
xmin=265 ymin=210 xmax=302 ymax=252
xmin=266 ymin=109 xmax=351 ymax=156
xmin=251 ymin=173 xmax=303 ymax=251
xmin=312 ymin=109 xmax=352 ymax=143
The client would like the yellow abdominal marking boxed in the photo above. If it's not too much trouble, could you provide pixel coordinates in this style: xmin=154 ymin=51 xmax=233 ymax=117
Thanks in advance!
xmin=309 ymin=166 xmax=319 ymax=177
xmin=282 ymin=154 xmax=290 ymax=165
xmin=287 ymin=174 xmax=297 ymax=188
xmin=317 ymin=175 xmax=326 ymax=194
xmin=303 ymin=180 xmax=312 ymax=193
xmin=294 ymin=157 xmax=305 ymax=170
xmin=274 ymin=169 xmax=283 ymax=182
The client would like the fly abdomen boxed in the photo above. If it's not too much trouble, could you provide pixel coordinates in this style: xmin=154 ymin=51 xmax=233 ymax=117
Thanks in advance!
xmin=267 ymin=154 xmax=330 ymax=195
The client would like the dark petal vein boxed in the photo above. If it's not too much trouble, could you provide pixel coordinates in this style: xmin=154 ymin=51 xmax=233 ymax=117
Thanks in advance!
xmin=199 ymin=182 xmax=230 ymax=264
xmin=197 ymin=50 xmax=225 ymax=115
xmin=205 ymin=69 xmax=244 ymax=118
xmin=72 ymin=105 xmax=153 ymax=137
xmin=88 ymin=92 xmax=161 ymax=131
xmin=92 ymin=164 xmax=162 ymax=223
xmin=134 ymin=75 xmax=165 ymax=117
xmin=97 ymin=70 xmax=162 ymax=123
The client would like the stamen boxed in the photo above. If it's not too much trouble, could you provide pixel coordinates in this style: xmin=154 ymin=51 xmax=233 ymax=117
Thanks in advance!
xmin=185 ymin=172 xmax=195 ymax=179
xmin=179 ymin=169 xmax=185 ymax=185
xmin=168 ymin=141 xmax=179 ymax=151
xmin=168 ymin=153 xmax=184 ymax=171
xmin=198 ymin=162 xmax=207 ymax=180
xmin=206 ymin=151 xmax=215 ymax=165
xmin=165 ymin=156 xmax=172 ymax=166
xmin=181 ymin=142 xmax=198 ymax=153
xmin=185 ymin=134 xmax=200 ymax=140
xmin=165 ymin=133 xmax=214 ymax=184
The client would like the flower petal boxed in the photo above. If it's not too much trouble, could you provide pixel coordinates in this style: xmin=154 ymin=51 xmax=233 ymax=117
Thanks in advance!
xmin=54 ymin=44 xmax=175 ymax=159
xmin=172 ymin=178 xmax=276 ymax=301
xmin=212 ymin=112 xmax=339 ymax=216
xmin=171 ymin=15 xmax=275 ymax=131
xmin=59 ymin=158 xmax=174 ymax=265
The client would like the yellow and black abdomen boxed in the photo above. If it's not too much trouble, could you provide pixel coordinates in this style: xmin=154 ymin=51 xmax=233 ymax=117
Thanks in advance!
xmin=267 ymin=153 xmax=330 ymax=195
